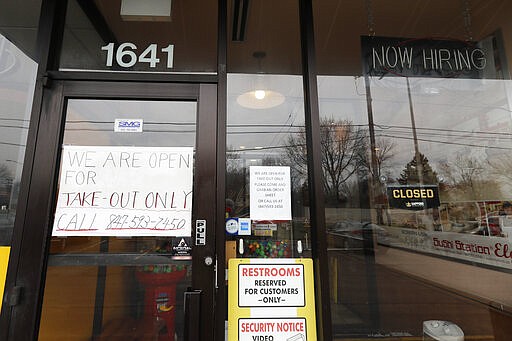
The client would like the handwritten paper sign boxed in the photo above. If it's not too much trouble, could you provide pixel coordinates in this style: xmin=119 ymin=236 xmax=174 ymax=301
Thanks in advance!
xmin=52 ymin=146 xmax=193 ymax=237
xmin=250 ymin=166 xmax=292 ymax=221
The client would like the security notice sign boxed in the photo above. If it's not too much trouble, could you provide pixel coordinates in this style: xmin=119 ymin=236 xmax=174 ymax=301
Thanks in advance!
xmin=52 ymin=146 xmax=193 ymax=237
xmin=239 ymin=318 xmax=307 ymax=341
xmin=228 ymin=258 xmax=317 ymax=341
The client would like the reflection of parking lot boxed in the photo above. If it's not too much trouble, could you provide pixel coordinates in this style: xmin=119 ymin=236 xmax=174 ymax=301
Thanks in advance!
xmin=327 ymin=221 xmax=391 ymax=251
xmin=439 ymin=201 xmax=512 ymax=237
xmin=0 ymin=212 xmax=15 ymax=245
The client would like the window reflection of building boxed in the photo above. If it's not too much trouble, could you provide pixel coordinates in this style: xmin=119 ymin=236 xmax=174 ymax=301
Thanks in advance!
xmin=0 ymin=34 xmax=37 ymax=246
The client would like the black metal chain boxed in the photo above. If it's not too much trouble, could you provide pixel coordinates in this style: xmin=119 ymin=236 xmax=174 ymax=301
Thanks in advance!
xmin=463 ymin=0 xmax=473 ymax=41
xmin=365 ymin=0 xmax=375 ymax=36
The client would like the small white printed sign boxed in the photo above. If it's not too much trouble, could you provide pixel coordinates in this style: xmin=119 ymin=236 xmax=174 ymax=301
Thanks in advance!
xmin=114 ymin=119 xmax=143 ymax=132
xmin=195 ymin=220 xmax=206 ymax=245
xmin=250 ymin=166 xmax=292 ymax=221
xmin=238 ymin=218 xmax=251 ymax=236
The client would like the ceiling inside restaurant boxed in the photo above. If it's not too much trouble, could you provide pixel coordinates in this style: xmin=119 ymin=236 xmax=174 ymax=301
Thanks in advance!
xmin=0 ymin=0 xmax=41 ymax=58
xmin=1 ymin=0 xmax=512 ymax=76
xmin=99 ymin=0 xmax=512 ymax=76
xmin=227 ymin=0 xmax=512 ymax=75
xmin=92 ymin=0 xmax=218 ymax=72
xmin=314 ymin=0 xmax=512 ymax=76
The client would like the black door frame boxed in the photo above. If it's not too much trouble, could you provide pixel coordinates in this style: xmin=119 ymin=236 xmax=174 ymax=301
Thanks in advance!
xmin=0 ymin=0 xmax=334 ymax=340
xmin=1 ymin=80 xmax=218 ymax=341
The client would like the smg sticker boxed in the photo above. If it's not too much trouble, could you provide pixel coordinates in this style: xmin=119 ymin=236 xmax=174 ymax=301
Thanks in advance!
xmin=114 ymin=119 xmax=143 ymax=132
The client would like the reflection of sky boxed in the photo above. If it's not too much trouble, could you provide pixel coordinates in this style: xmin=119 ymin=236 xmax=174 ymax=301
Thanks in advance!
xmin=317 ymin=75 xmax=512 ymax=188
xmin=317 ymin=76 xmax=368 ymax=126
xmin=64 ymin=100 xmax=197 ymax=147
xmin=227 ymin=74 xmax=305 ymax=162
xmin=370 ymin=77 xmax=512 ymax=178
xmin=0 ymin=34 xmax=37 ymax=183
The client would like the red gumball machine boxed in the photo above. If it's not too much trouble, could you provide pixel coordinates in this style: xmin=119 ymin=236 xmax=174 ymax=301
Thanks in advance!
xmin=136 ymin=265 xmax=187 ymax=341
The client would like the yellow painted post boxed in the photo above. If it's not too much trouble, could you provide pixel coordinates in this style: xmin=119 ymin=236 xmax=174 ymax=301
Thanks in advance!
xmin=0 ymin=246 xmax=11 ymax=311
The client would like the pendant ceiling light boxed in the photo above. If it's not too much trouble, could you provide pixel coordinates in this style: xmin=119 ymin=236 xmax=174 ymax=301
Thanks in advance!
xmin=236 ymin=52 xmax=285 ymax=109
xmin=236 ymin=90 xmax=285 ymax=109
xmin=120 ymin=0 xmax=172 ymax=22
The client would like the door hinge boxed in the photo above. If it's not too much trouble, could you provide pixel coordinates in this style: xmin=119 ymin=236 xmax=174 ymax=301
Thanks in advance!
xmin=8 ymin=286 xmax=23 ymax=306
xmin=42 ymin=74 xmax=52 ymax=88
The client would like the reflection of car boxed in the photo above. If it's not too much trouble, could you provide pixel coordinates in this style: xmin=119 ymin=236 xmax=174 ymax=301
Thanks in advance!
xmin=447 ymin=221 xmax=479 ymax=233
xmin=472 ymin=214 xmax=504 ymax=237
xmin=328 ymin=221 xmax=391 ymax=250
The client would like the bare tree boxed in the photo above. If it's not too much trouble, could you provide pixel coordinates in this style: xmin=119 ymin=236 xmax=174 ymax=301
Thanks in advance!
xmin=225 ymin=148 xmax=247 ymax=215
xmin=0 ymin=164 xmax=13 ymax=207
xmin=452 ymin=155 xmax=484 ymax=189
xmin=488 ymin=156 xmax=512 ymax=186
xmin=358 ymin=137 xmax=397 ymax=182
xmin=285 ymin=118 xmax=368 ymax=204
xmin=439 ymin=154 xmax=501 ymax=200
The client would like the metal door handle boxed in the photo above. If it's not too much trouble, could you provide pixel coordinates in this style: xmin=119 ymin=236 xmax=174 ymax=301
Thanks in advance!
xmin=184 ymin=289 xmax=202 ymax=340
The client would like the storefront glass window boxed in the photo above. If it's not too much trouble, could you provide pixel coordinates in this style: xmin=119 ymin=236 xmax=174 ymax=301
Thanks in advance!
xmin=0 ymin=0 xmax=39 ymax=318
xmin=225 ymin=5 xmax=311 ymax=337
xmin=314 ymin=0 xmax=512 ymax=339
xmin=0 ymin=34 xmax=38 ymax=246
xmin=38 ymin=99 xmax=196 ymax=340
xmin=226 ymin=74 xmax=308 ymax=259
xmin=0 ymin=1 xmax=42 ymax=60
xmin=59 ymin=0 xmax=217 ymax=73
xmin=226 ymin=0 xmax=307 ymax=263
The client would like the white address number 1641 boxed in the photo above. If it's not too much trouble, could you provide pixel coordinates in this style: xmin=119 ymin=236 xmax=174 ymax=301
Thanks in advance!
xmin=101 ymin=43 xmax=174 ymax=68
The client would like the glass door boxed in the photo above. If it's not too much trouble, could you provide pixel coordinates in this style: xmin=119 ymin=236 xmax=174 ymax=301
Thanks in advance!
xmin=36 ymin=82 xmax=217 ymax=341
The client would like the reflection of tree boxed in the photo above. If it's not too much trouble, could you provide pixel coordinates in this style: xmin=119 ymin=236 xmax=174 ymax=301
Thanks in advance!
xmin=0 ymin=164 xmax=13 ymax=207
xmin=397 ymin=153 xmax=438 ymax=185
xmin=226 ymin=149 xmax=248 ymax=216
xmin=439 ymin=154 xmax=502 ymax=200
xmin=450 ymin=155 xmax=483 ymax=189
xmin=285 ymin=118 xmax=368 ymax=204
xmin=488 ymin=156 xmax=512 ymax=187
xmin=359 ymin=137 xmax=396 ymax=182
xmin=225 ymin=149 xmax=288 ymax=216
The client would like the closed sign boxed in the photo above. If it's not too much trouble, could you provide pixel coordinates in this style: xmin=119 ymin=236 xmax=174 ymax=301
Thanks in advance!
xmin=386 ymin=185 xmax=440 ymax=210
